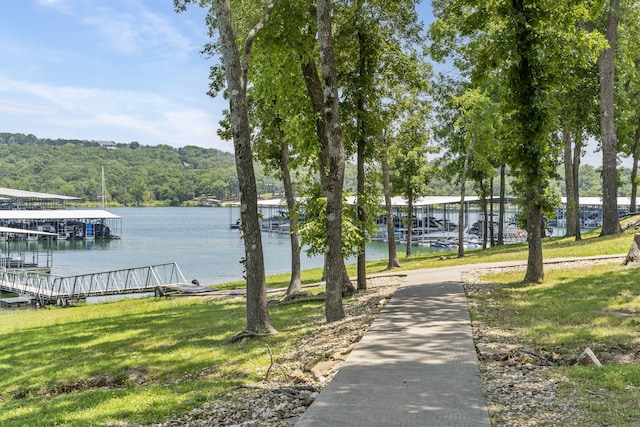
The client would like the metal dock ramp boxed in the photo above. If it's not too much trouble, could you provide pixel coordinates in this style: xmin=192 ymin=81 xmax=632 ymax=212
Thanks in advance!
xmin=0 ymin=263 xmax=190 ymax=306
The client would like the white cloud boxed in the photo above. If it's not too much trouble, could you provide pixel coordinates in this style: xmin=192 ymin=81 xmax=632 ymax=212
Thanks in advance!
xmin=2 ymin=2 xmax=224 ymax=150
xmin=36 ymin=0 xmax=74 ymax=14
xmin=36 ymin=0 xmax=196 ymax=59
xmin=0 ymin=74 xmax=229 ymax=150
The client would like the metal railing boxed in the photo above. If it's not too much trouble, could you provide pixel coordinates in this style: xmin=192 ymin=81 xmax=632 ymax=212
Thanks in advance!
xmin=0 ymin=263 xmax=187 ymax=304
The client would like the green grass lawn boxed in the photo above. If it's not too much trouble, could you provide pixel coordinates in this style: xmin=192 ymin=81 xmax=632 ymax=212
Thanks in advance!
xmin=1 ymin=224 xmax=639 ymax=426
xmin=471 ymin=261 xmax=640 ymax=425
xmin=0 ymin=293 xmax=326 ymax=426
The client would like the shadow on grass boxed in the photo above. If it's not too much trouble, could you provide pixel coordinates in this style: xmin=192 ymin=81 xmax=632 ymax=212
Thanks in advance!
xmin=0 ymin=294 xmax=324 ymax=395
xmin=483 ymin=263 xmax=640 ymax=350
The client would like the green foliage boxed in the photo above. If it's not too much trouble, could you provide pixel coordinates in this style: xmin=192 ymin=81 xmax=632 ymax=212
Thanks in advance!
xmin=388 ymin=102 xmax=434 ymax=204
xmin=296 ymin=184 xmax=370 ymax=259
xmin=0 ymin=133 xmax=245 ymax=205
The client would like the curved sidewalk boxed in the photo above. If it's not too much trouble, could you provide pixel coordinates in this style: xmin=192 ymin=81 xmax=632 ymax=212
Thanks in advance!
xmin=296 ymin=266 xmax=491 ymax=426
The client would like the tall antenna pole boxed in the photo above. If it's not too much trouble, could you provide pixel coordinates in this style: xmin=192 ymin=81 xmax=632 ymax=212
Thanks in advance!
xmin=101 ymin=165 xmax=107 ymax=209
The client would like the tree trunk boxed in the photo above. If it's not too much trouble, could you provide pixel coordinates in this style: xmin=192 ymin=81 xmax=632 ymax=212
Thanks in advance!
xmin=356 ymin=105 xmax=367 ymax=291
xmin=599 ymin=0 xmax=622 ymax=237
xmin=524 ymin=186 xmax=545 ymax=282
xmin=572 ymin=131 xmax=582 ymax=240
xmin=213 ymin=0 xmax=276 ymax=336
xmin=458 ymin=131 xmax=475 ymax=258
xmin=300 ymin=51 xmax=355 ymax=298
xmin=512 ymin=0 xmax=545 ymax=283
xmin=564 ymin=127 xmax=578 ymax=238
xmin=622 ymin=233 xmax=640 ymax=265
xmin=318 ymin=0 xmax=346 ymax=322
xmin=481 ymin=190 xmax=488 ymax=250
xmin=300 ymin=36 xmax=355 ymax=298
xmin=355 ymin=0 xmax=368 ymax=292
xmin=457 ymin=185 xmax=466 ymax=258
xmin=489 ymin=177 xmax=495 ymax=247
xmin=301 ymin=59 xmax=331 ymax=185
xmin=381 ymin=142 xmax=401 ymax=269
xmin=279 ymin=137 xmax=302 ymax=296
xmin=497 ymin=163 xmax=505 ymax=246
xmin=405 ymin=191 xmax=413 ymax=258
xmin=631 ymin=126 xmax=640 ymax=213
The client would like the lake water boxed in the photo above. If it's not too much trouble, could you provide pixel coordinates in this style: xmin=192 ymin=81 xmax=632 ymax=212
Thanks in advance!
xmin=39 ymin=207 xmax=435 ymax=286
xmin=0 ymin=206 xmax=506 ymax=314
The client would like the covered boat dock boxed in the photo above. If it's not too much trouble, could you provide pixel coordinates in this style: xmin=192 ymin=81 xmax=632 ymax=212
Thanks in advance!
xmin=0 ymin=210 xmax=120 ymax=240
xmin=553 ymin=197 xmax=632 ymax=229
xmin=0 ymin=188 xmax=121 ymax=240
xmin=0 ymin=226 xmax=57 ymax=273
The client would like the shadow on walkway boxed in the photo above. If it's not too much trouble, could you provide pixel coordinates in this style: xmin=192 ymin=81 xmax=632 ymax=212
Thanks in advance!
xmin=296 ymin=268 xmax=491 ymax=426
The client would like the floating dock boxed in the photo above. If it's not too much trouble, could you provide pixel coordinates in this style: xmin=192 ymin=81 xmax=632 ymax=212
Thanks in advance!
xmin=0 ymin=296 xmax=33 ymax=308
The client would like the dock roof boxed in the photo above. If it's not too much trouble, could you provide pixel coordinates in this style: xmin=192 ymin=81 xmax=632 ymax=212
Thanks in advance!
xmin=560 ymin=196 xmax=631 ymax=207
xmin=343 ymin=195 xmax=483 ymax=207
xmin=0 ymin=187 xmax=80 ymax=201
xmin=0 ymin=226 xmax=58 ymax=236
xmin=0 ymin=210 xmax=120 ymax=220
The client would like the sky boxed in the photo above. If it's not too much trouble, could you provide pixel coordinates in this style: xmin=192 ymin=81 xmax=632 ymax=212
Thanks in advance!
xmin=1 ymin=1 xmax=224 ymax=150
xmin=0 ymin=1 xmax=613 ymax=167
xmin=0 ymin=0 xmax=435 ymax=154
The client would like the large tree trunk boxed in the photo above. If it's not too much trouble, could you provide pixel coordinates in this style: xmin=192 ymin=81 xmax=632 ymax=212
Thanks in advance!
xmin=300 ymin=59 xmax=356 ymax=298
xmin=631 ymin=126 xmax=640 ymax=213
xmin=300 ymin=51 xmax=355 ymax=298
xmin=301 ymin=59 xmax=331 ymax=187
xmin=317 ymin=0 xmax=346 ymax=322
xmin=564 ymin=127 xmax=579 ymax=238
xmin=355 ymin=0 xmax=368 ymax=292
xmin=524 ymin=186 xmax=545 ymax=283
xmin=572 ymin=131 xmax=582 ymax=240
xmin=497 ymin=163 xmax=506 ymax=246
xmin=599 ymin=0 xmax=622 ymax=237
xmin=356 ymin=107 xmax=367 ymax=291
xmin=512 ymin=0 xmax=545 ymax=283
xmin=405 ymin=191 xmax=413 ymax=258
xmin=279 ymin=137 xmax=302 ymax=296
xmin=213 ymin=0 xmax=276 ymax=336
xmin=381 ymin=142 xmax=401 ymax=269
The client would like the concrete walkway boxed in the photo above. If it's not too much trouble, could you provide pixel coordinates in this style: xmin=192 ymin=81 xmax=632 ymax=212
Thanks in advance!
xmin=296 ymin=266 xmax=490 ymax=426
xmin=296 ymin=256 xmax=627 ymax=426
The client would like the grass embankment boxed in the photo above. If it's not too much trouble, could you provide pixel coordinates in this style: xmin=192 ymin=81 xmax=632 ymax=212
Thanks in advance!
xmin=473 ymin=261 xmax=640 ymax=425
xmin=1 ymin=222 xmax=639 ymax=426
xmin=0 ymin=293 xmax=327 ymax=426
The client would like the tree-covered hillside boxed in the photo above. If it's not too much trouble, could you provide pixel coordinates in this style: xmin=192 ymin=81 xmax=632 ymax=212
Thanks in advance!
xmin=0 ymin=132 xmax=628 ymax=206
xmin=0 ymin=133 xmax=244 ymax=205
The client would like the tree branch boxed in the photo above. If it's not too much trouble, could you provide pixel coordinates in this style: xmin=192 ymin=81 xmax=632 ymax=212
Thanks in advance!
xmin=241 ymin=1 xmax=279 ymax=87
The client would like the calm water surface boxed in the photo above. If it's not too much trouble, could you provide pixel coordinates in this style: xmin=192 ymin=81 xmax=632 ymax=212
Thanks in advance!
xmin=43 ymin=207 xmax=435 ymax=286
xmin=49 ymin=207 xmax=298 ymax=285
xmin=0 ymin=207 xmax=453 ymax=314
